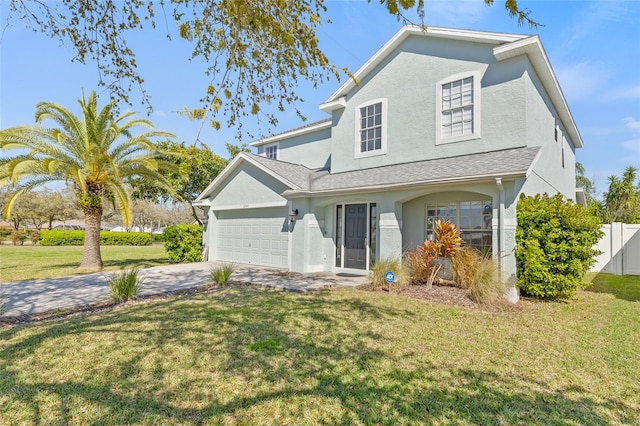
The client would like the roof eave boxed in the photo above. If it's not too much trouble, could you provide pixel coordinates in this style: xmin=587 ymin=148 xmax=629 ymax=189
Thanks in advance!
xmin=284 ymin=171 xmax=528 ymax=198
xmin=249 ymin=120 xmax=332 ymax=147
xmin=194 ymin=153 xmax=302 ymax=202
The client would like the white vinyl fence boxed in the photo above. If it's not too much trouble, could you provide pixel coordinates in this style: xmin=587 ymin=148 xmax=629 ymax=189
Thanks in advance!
xmin=591 ymin=223 xmax=640 ymax=276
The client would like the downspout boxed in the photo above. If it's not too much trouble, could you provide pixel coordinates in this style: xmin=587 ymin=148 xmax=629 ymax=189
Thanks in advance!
xmin=495 ymin=178 xmax=505 ymax=274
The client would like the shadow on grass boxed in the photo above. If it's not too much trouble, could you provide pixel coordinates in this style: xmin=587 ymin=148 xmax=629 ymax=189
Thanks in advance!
xmin=0 ymin=286 xmax=634 ymax=424
xmin=585 ymin=273 xmax=640 ymax=302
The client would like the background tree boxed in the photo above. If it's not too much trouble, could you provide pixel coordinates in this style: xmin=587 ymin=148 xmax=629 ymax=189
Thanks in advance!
xmin=602 ymin=166 xmax=640 ymax=223
xmin=10 ymin=189 xmax=79 ymax=230
xmin=5 ymin=0 xmax=538 ymax=139
xmin=0 ymin=91 xmax=175 ymax=269
xmin=133 ymin=141 xmax=234 ymax=224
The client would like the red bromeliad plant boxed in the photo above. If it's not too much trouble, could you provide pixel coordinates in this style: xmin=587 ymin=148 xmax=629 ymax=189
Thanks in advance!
xmin=434 ymin=219 xmax=462 ymax=258
xmin=407 ymin=220 xmax=463 ymax=286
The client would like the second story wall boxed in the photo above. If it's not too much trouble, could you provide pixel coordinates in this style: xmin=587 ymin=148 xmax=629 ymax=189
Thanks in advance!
xmin=256 ymin=126 xmax=332 ymax=170
xmin=522 ymin=60 xmax=577 ymax=199
xmin=329 ymin=35 xmax=532 ymax=174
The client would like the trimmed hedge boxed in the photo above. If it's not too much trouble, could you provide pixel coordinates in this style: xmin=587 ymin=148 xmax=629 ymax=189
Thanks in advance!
xmin=40 ymin=230 xmax=153 ymax=246
xmin=515 ymin=193 xmax=603 ymax=300
xmin=163 ymin=224 xmax=203 ymax=263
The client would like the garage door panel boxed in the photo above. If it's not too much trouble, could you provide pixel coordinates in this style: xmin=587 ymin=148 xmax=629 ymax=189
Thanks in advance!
xmin=215 ymin=208 xmax=288 ymax=268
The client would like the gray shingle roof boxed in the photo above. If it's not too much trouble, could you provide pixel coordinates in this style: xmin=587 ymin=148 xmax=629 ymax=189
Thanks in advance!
xmin=246 ymin=153 xmax=312 ymax=190
xmin=249 ymin=147 xmax=540 ymax=195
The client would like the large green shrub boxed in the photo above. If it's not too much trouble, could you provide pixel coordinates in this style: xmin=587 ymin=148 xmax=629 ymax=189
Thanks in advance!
xmin=40 ymin=230 xmax=152 ymax=246
xmin=163 ymin=224 xmax=203 ymax=263
xmin=516 ymin=193 xmax=603 ymax=300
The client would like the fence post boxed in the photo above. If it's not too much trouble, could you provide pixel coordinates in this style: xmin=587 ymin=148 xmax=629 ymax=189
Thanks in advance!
xmin=611 ymin=222 xmax=623 ymax=276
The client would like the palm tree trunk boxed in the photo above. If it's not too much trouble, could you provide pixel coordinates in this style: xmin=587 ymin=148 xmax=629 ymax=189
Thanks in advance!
xmin=80 ymin=208 xmax=103 ymax=269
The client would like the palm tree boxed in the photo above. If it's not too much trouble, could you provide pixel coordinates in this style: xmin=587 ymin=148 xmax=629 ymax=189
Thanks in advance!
xmin=0 ymin=91 xmax=175 ymax=269
xmin=603 ymin=166 xmax=639 ymax=223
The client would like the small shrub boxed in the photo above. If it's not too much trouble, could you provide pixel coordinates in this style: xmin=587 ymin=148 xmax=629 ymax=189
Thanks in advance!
xmin=405 ymin=240 xmax=441 ymax=287
xmin=210 ymin=263 xmax=235 ymax=286
xmin=108 ymin=268 xmax=141 ymax=302
xmin=29 ymin=230 xmax=40 ymax=245
xmin=163 ymin=224 xmax=203 ymax=263
xmin=10 ymin=230 xmax=28 ymax=246
xmin=40 ymin=230 xmax=152 ymax=246
xmin=368 ymin=257 xmax=409 ymax=290
xmin=100 ymin=231 xmax=152 ymax=246
xmin=0 ymin=227 xmax=12 ymax=244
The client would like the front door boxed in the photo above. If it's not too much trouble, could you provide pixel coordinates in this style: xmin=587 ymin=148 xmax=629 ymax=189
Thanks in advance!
xmin=344 ymin=204 xmax=367 ymax=269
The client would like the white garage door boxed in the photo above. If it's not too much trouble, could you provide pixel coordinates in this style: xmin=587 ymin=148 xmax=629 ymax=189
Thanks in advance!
xmin=215 ymin=208 xmax=289 ymax=268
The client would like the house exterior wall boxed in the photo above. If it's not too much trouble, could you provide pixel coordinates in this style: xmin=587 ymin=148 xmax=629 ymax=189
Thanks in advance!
xmin=257 ymin=126 xmax=332 ymax=170
xmin=208 ymin=165 xmax=289 ymax=209
xmin=288 ymin=179 xmax=521 ymax=279
xmin=328 ymin=36 xmax=531 ymax=174
xmin=520 ymin=63 xmax=577 ymax=200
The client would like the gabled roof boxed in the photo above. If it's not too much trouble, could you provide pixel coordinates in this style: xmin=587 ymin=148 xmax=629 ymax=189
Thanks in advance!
xmin=193 ymin=153 xmax=312 ymax=204
xmin=318 ymin=25 xmax=583 ymax=148
xmin=320 ymin=26 xmax=527 ymax=110
xmin=198 ymin=147 xmax=540 ymax=202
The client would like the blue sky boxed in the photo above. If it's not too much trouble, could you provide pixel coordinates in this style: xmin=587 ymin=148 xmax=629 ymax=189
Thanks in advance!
xmin=1 ymin=0 xmax=639 ymax=196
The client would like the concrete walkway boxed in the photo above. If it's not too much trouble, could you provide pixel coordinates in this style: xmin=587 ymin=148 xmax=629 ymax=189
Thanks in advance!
xmin=0 ymin=262 xmax=368 ymax=318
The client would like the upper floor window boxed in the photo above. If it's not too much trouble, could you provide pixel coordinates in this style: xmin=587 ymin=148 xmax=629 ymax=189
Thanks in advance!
xmin=436 ymin=71 xmax=481 ymax=145
xmin=355 ymin=99 xmax=387 ymax=158
xmin=264 ymin=144 xmax=278 ymax=160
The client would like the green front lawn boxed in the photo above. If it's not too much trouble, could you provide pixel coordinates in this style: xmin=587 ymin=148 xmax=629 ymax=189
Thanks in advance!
xmin=0 ymin=245 xmax=171 ymax=283
xmin=1 ymin=274 xmax=638 ymax=424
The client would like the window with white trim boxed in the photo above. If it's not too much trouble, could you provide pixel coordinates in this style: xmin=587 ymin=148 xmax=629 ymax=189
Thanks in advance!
xmin=264 ymin=144 xmax=278 ymax=160
xmin=355 ymin=99 xmax=387 ymax=158
xmin=436 ymin=72 xmax=481 ymax=144
xmin=426 ymin=200 xmax=493 ymax=255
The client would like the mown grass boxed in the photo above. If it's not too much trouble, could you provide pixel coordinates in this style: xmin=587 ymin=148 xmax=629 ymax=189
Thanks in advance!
xmin=0 ymin=245 xmax=170 ymax=283
xmin=0 ymin=273 xmax=638 ymax=424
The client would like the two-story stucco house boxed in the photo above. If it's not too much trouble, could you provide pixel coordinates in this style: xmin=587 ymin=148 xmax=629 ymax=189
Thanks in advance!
xmin=194 ymin=25 xmax=582 ymax=301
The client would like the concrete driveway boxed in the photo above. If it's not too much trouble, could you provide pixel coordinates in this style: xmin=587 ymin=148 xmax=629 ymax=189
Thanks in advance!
xmin=0 ymin=262 xmax=367 ymax=318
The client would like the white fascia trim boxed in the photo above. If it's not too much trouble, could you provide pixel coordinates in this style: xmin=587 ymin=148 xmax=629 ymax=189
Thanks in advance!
xmin=250 ymin=120 xmax=332 ymax=147
xmin=322 ymin=25 xmax=527 ymax=105
xmin=192 ymin=199 xmax=211 ymax=207
xmin=194 ymin=153 xmax=301 ymax=202
xmin=284 ymin=171 xmax=528 ymax=198
xmin=493 ymin=36 xmax=584 ymax=148
xmin=211 ymin=200 xmax=288 ymax=212
xmin=319 ymin=96 xmax=347 ymax=113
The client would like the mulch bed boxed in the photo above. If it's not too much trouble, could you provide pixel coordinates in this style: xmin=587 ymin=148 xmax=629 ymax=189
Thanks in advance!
xmin=357 ymin=282 xmax=523 ymax=313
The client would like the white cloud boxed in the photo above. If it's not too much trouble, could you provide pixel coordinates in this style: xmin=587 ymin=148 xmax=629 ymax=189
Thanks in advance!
xmin=554 ymin=60 xmax=609 ymax=102
xmin=623 ymin=117 xmax=640 ymax=130
xmin=620 ymin=138 xmax=640 ymax=157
